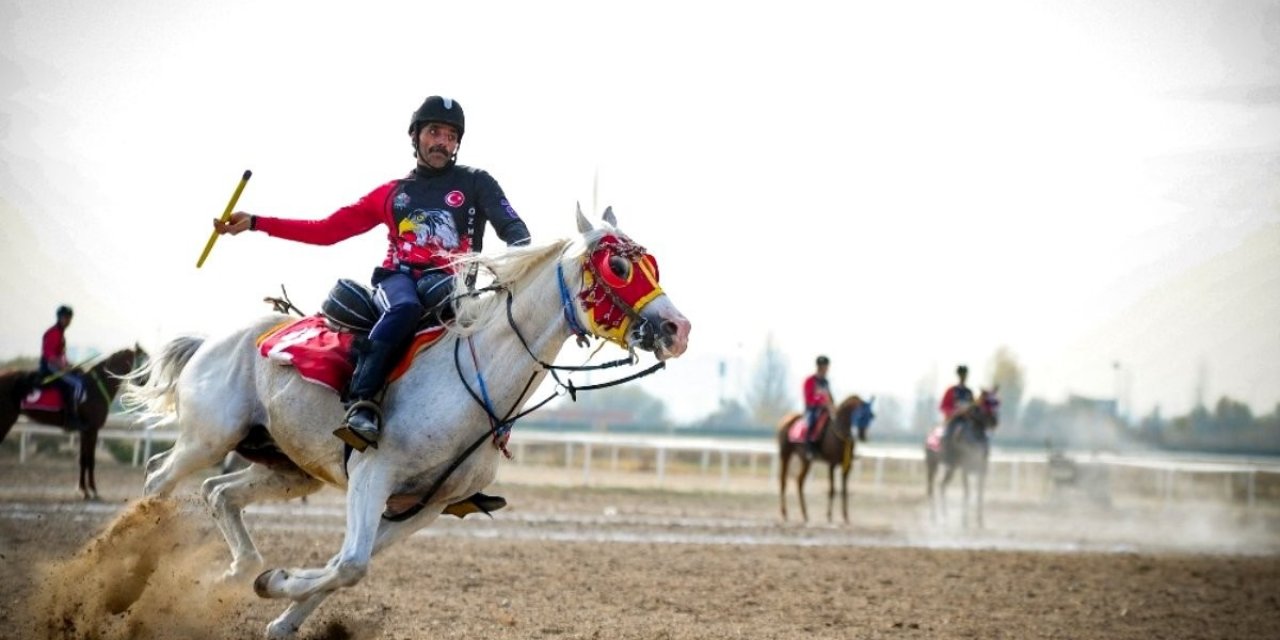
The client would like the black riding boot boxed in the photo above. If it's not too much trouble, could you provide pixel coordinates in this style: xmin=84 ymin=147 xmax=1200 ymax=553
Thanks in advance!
xmin=334 ymin=339 xmax=400 ymax=451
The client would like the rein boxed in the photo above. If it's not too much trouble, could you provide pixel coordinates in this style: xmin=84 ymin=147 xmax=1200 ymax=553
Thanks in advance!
xmin=81 ymin=349 xmax=142 ymax=404
xmin=382 ymin=277 xmax=665 ymax=523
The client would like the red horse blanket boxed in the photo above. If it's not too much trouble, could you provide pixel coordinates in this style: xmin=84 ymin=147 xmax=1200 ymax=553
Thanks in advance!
xmin=20 ymin=387 xmax=64 ymax=412
xmin=256 ymin=316 xmax=446 ymax=394
xmin=925 ymin=425 xmax=945 ymax=453
xmin=785 ymin=411 xmax=829 ymax=445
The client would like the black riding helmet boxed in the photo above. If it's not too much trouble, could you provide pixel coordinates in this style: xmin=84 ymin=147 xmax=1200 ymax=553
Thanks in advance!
xmin=408 ymin=96 xmax=465 ymax=140
xmin=56 ymin=305 xmax=74 ymax=318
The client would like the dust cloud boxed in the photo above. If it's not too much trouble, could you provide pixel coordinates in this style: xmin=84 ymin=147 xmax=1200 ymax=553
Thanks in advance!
xmin=22 ymin=496 xmax=257 ymax=640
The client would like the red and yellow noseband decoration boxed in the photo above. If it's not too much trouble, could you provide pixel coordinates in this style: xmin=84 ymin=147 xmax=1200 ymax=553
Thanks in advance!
xmin=577 ymin=235 xmax=663 ymax=347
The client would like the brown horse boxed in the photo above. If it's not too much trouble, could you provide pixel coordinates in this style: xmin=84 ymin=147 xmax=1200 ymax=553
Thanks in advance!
xmin=777 ymin=395 xmax=875 ymax=523
xmin=925 ymin=388 xmax=1000 ymax=528
xmin=0 ymin=345 xmax=146 ymax=500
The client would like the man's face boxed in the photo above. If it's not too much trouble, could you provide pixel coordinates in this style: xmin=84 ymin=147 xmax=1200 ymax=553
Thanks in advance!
xmin=416 ymin=122 xmax=460 ymax=169
xmin=58 ymin=315 xmax=72 ymax=328
xmin=817 ymin=364 xmax=829 ymax=377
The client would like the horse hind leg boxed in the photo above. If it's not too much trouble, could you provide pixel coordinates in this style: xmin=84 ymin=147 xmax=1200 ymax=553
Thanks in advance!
xmin=778 ymin=446 xmax=791 ymax=521
xmin=202 ymin=463 xmax=323 ymax=582
xmin=826 ymin=463 xmax=837 ymax=523
xmin=144 ymin=429 xmax=241 ymax=497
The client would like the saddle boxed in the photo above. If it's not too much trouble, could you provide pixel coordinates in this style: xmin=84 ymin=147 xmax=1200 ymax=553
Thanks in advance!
xmin=19 ymin=376 xmax=85 ymax=414
xmin=321 ymin=278 xmax=446 ymax=335
xmin=786 ymin=411 xmax=829 ymax=445
xmin=254 ymin=278 xmax=451 ymax=394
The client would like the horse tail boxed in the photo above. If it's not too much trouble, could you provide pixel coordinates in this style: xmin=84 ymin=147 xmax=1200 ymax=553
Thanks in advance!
xmin=119 ymin=335 xmax=205 ymax=426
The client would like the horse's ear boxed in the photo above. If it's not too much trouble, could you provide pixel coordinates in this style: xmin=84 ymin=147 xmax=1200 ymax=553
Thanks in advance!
xmin=576 ymin=202 xmax=593 ymax=233
xmin=602 ymin=206 xmax=617 ymax=227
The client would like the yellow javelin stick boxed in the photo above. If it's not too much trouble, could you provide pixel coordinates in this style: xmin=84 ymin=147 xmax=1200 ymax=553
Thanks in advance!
xmin=196 ymin=169 xmax=253 ymax=268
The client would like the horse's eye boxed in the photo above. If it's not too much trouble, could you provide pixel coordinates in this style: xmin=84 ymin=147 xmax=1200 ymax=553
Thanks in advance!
xmin=608 ymin=255 xmax=632 ymax=280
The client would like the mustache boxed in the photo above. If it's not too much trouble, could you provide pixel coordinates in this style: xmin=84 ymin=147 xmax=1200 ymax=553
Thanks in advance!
xmin=427 ymin=145 xmax=451 ymax=155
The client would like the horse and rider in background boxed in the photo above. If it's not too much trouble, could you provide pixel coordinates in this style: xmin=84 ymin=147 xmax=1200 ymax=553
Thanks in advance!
xmin=925 ymin=364 xmax=1001 ymax=527
xmin=776 ymin=355 xmax=876 ymax=523
xmin=0 ymin=305 xmax=146 ymax=499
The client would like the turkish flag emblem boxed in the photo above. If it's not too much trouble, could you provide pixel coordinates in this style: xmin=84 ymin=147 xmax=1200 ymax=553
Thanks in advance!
xmin=445 ymin=190 xmax=465 ymax=207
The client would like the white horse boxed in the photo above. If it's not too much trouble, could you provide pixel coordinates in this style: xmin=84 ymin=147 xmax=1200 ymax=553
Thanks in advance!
xmin=122 ymin=206 xmax=691 ymax=639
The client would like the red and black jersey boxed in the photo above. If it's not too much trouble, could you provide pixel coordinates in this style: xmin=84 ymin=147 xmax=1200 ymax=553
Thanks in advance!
xmin=41 ymin=324 xmax=66 ymax=371
xmin=255 ymin=164 xmax=531 ymax=272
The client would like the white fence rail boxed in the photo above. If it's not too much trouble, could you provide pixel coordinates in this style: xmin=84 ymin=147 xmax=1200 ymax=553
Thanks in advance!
xmin=9 ymin=417 xmax=1278 ymax=508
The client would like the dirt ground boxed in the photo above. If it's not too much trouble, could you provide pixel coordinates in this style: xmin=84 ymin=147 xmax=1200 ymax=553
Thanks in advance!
xmin=1 ymin=452 xmax=1278 ymax=639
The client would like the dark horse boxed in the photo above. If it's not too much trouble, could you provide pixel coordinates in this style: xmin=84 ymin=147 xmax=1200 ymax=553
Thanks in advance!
xmin=925 ymin=388 xmax=1000 ymax=528
xmin=0 ymin=345 xmax=146 ymax=500
xmin=777 ymin=395 xmax=875 ymax=523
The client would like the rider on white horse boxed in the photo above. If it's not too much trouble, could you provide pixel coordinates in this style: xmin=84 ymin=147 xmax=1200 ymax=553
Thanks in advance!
xmin=212 ymin=96 xmax=531 ymax=451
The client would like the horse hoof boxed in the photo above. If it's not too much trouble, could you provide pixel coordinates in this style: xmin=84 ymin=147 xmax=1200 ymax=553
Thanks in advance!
xmin=253 ymin=569 xmax=285 ymax=599
xmin=265 ymin=619 xmax=299 ymax=640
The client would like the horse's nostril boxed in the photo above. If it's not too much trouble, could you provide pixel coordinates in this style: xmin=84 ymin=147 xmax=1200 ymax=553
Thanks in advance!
xmin=661 ymin=320 xmax=677 ymax=336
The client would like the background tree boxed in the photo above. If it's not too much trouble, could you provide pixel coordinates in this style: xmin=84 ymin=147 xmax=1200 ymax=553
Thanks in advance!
xmin=871 ymin=395 xmax=905 ymax=432
xmin=745 ymin=333 xmax=791 ymax=426
xmin=695 ymin=398 xmax=758 ymax=430
xmin=911 ymin=373 xmax=938 ymax=433
xmin=988 ymin=346 xmax=1026 ymax=430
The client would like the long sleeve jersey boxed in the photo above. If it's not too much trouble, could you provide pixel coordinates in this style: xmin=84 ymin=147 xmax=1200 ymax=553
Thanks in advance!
xmin=255 ymin=164 xmax=531 ymax=272
xmin=803 ymin=374 xmax=832 ymax=409
xmin=41 ymin=325 xmax=67 ymax=371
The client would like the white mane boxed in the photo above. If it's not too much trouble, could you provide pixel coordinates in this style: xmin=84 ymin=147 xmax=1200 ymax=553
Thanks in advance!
xmin=445 ymin=226 xmax=619 ymax=338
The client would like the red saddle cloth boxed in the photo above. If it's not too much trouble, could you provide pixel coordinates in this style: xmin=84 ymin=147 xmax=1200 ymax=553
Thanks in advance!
xmin=786 ymin=412 xmax=829 ymax=445
xmin=256 ymin=315 xmax=447 ymax=394
xmin=925 ymin=425 xmax=945 ymax=453
xmin=20 ymin=387 xmax=64 ymax=412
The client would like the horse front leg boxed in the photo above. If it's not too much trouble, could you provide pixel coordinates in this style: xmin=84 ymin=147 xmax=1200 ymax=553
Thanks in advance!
xmin=796 ymin=459 xmax=811 ymax=523
xmin=253 ymin=460 xmax=393 ymax=634
xmin=265 ymin=501 xmax=443 ymax=640
xmin=926 ymin=454 xmax=938 ymax=521
xmin=841 ymin=466 xmax=851 ymax=524
xmin=961 ymin=471 xmax=971 ymax=529
xmin=976 ymin=470 xmax=986 ymax=529
xmin=78 ymin=428 xmax=99 ymax=501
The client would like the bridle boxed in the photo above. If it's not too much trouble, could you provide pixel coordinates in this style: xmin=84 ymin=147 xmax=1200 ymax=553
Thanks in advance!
xmin=84 ymin=348 xmax=144 ymax=404
xmin=384 ymin=235 xmax=669 ymax=522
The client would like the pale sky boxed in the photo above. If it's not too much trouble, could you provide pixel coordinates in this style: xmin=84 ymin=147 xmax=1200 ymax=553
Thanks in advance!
xmin=3 ymin=0 xmax=1278 ymax=424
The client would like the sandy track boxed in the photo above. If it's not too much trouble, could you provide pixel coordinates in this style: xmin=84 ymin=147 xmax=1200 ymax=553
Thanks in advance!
xmin=1 ymin=454 xmax=1277 ymax=639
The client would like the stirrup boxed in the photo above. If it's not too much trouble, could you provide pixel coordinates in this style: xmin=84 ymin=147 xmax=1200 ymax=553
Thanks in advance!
xmin=333 ymin=400 xmax=383 ymax=452
xmin=442 ymin=492 xmax=508 ymax=519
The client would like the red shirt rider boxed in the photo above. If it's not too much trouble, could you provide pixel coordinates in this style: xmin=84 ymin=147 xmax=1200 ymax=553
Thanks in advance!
xmin=803 ymin=356 xmax=832 ymax=451
xmin=939 ymin=364 xmax=974 ymax=422
xmin=40 ymin=306 xmax=74 ymax=374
